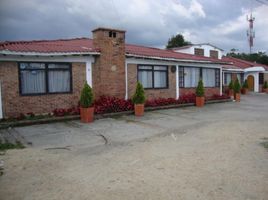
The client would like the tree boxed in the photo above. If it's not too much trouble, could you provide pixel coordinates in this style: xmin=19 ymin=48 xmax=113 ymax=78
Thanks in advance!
xmin=132 ymin=82 xmax=146 ymax=104
xmin=166 ymin=34 xmax=191 ymax=49
xmin=226 ymin=51 xmax=268 ymax=65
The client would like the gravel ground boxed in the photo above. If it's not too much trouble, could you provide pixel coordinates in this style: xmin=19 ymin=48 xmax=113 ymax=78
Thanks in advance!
xmin=0 ymin=94 xmax=268 ymax=200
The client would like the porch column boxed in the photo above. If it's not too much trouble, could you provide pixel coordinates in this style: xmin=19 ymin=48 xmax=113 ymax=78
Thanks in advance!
xmin=176 ymin=65 xmax=179 ymax=99
xmin=125 ymin=62 xmax=128 ymax=100
xmin=86 ymin=61 xmax=92 ymax=87
xmin=220 ymin=67 xmax=223 ymax=95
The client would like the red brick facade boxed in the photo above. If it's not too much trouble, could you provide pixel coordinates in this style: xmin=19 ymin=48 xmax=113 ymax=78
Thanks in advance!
xmin=180 ymin=88 xmax=220 ymax=96
xmin=0 ymin=61 xmax=86 ymax=117
xmin=92 ymin=28 xmax=126 ymax=99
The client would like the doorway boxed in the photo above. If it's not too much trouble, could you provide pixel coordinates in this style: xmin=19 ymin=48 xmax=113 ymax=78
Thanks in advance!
xmin=247 ymin=75 xmax=254 ymax=91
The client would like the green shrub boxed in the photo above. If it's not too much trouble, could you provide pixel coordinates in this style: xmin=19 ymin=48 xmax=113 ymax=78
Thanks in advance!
xmin=233 ymin=79 xmax=241 ymax=93
xmin=243 ymin=79 xmax=249 ymax=89
xmin=196 ymin=79 xmax=205 ymax=97
xmin=80 ymin=82 xmax=94 ymax=108
xmin=132 ymin=82 xmax=146 ymax=104
xmin=264 ymin=81 xmax=268 ymax=89
xmin=228 ymin=80 xmax=234 ymax=90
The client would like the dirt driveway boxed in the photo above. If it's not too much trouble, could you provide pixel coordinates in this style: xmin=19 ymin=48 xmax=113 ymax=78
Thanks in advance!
xmin=0 ymin=94 xmax=268 ymax=200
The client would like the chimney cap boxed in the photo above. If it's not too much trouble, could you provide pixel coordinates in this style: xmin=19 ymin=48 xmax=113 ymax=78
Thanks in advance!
xmin=92 ymin=27 xmax=126 ymax=33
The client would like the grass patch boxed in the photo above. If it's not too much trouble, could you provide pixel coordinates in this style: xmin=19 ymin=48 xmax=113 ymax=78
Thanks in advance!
xmin=0 ymin=139 xmax=25 ymax=151
xmin=260 ymin=141 xmax=268 ymax=149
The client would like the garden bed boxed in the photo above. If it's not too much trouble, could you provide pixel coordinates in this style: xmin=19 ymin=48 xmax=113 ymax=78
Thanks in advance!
xmin=0 ymin=98 xmax=232 ymax=129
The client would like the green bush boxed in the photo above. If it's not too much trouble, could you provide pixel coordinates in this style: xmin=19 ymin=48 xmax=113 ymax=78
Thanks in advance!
xmin=80 ymin=82 xmax=94 ymax=108
xmin=233 ymin=79 xmax=241 ymax=93
xmin=228 ymin=80 xmax=234 ymax=90
xmin=243 ymin=79 xmax=249 ymax=89
xmin=264 ymin=81 xmax=268 ymax=89
xmin=132 ymin=82 xmax=146 ymax=104
xmin=196 ymin=79 xmax=205 ymax=97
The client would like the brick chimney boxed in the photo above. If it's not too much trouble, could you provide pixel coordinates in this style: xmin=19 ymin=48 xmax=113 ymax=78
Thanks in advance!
xmin=92 ymin=27 xmax=126 ymax=98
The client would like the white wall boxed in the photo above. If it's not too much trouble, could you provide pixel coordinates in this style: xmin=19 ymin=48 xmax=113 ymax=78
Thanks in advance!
xmin=174 ymin=44 xmax=223 ymax=59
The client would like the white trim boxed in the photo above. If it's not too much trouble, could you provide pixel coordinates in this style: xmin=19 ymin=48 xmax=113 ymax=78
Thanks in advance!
xmin=126 ymin=57 xmax=222 ymax=69
xmin=244 ymin=66 xmax=265 ymax=72
xmin=0 ymin=55 xmax=95 ymax=63
xmin=222 ymin=68 xmax=244 ymax=72
xmin=176 ymin=65 xmax=179 ymax=99
xmin=86 ymin=61 xmax=92 ymax=87
xmin=0 ymin=50 xmax=100 ymax=56
xmin=245 ymin=72 xmax=259 ymax=92
xmin=0 ymin=82 xmax=2 ymax=119
xmin=220 ymin=67 xmax=222 ymax=95
xmin=125 ymin=62 xmax=128 ymax=100
xmin=126 ymin=54 xmax=228 ymax=65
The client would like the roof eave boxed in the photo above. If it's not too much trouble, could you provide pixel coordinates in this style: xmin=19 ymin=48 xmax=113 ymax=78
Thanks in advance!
xmin=126 ymin=53 xmax=228 ymax=64
xmin=0 ymin=50 xmax=100 ymax=56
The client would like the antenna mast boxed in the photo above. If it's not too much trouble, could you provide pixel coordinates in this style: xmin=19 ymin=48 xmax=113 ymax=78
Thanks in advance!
xmin=247 ymin=0 xmax=255 ymax=54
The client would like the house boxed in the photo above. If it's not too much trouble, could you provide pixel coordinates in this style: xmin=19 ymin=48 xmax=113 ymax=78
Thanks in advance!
xmin=222 ymin=56 xmax=268 ymax=92
xmin=0 ymin=28 xmax=232 ymax=118
xmin=173 ymin=43 xmax=268 ymax=92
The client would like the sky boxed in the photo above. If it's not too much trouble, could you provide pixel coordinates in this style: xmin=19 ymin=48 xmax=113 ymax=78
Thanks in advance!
xmin=0 ymin=0 xmax=268 ymax=54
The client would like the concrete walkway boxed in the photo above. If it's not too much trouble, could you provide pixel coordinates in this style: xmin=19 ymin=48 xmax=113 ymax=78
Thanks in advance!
xmin=0 ymin=93 xmax=268 ymax=200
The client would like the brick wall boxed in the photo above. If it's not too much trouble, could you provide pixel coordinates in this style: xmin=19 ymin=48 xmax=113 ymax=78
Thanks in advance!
xmin=194 ymin=48 xmax=204 ymax=56
xmin=92 ymin=28 xmax=126 ymax=99
xmin=209 ymin=50 xmax=219 ymax=59
xmin=0 ymin=61 xmax=86 ymax=118
xmin=127 ymin=64 xmax=176 ymax=99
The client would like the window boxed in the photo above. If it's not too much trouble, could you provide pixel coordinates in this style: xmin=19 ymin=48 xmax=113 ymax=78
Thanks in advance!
xmin=209 ymin=50 xmax=219 ymax=59
xmin=259 ymin=73 xmax=264 ymax=84
xmin=194 ymin=48 xmax=204 ymax=56
xmin=236 ymin=74 xmax=243 ymax=84
xmin=224 ymin=73 xmax=232 ymax=85
xmin=180 ymin=66 xmax=220 ymax=88
xmin=137 ymin=65 xmax=168 ymax=89
xmin=184 ymin=67 xmax=200 ymax=87
xmin=19 ymin=62 xmax=72 ymax=95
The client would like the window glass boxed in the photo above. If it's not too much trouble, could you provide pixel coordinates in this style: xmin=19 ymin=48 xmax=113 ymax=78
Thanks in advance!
xmin=225 ymin=73 xmax=231 ymax=85
xmin=138 ymin=71 xmax=153 ymax=88
xmin=139 ymin=66 xmax=152 ymax=70
xmin=48 ymin=63 xmax=70 ymax=69
xmin=184 ymin=67 xmax=200 ymax=87
xmin=20 ymin=70 xmax=46 ymax=94
xmin=20 ymin=63 xmax=45 ymax=70
xmin=48 ymin=71 xmax=70 ymax=93
xmin=154 ymin=66 xmax=166 ymax=70
xmin=154 ymin=71 xmax=167 ymax=88
xmin=203 ymin=68 xmax=216 ymax=87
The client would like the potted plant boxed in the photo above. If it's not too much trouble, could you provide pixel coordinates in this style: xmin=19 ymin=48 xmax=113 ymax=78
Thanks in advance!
xmin=241 ymin=79 xmax=249 ymax=95
xmin=132 ymin=82 xmax=146 ymax=116
xmin=195 ymin=79 xmax=205 ymax=107
xmin=233 ymin=79 xmax=241 ymax=102
xmin=80 ymin=82 xmax=94 ymax=123
xmin=263 ymin=81 xmax=268 ymax=93
xmin=228 ymin=80 xmax=234 ymax=98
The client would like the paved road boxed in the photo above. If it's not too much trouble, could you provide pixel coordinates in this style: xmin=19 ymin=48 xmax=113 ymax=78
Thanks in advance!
xmin=0 ymin=93 xmax=268 ymax=200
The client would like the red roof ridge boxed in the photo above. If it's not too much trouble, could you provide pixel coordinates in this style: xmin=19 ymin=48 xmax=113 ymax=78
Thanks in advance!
xmin=1 ymin=37 xmax=90 ymax=46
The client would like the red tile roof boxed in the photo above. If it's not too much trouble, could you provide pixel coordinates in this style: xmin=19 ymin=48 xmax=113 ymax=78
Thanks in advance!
xmin=0 ymin=38 xmax=99 ymax=54
xmin=222 ymin=56 xmax=268 ymax=70
xmin=0 ymin=37 xmax=226 ymax=63
xmin=125 ymin=43 xmax=224 ymax=63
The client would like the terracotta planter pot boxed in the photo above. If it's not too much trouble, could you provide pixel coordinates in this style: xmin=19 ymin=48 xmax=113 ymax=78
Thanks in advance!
xmin=241 ymin=88 xmax=248 ymax=95
xmin=134 ymin=104 xmax=144 ymax=116
xmin=228 ymin=89 xmax=234 ymax=98
xmin=263 ymin=88 xmax=268 ymax=93
xmin=196 ymin=96 xmax=205 ymax=107
xmin=234 ymin=93 xmax=240 ymax=102
xmin=80 ymin=107 xmax=94 ymax=123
